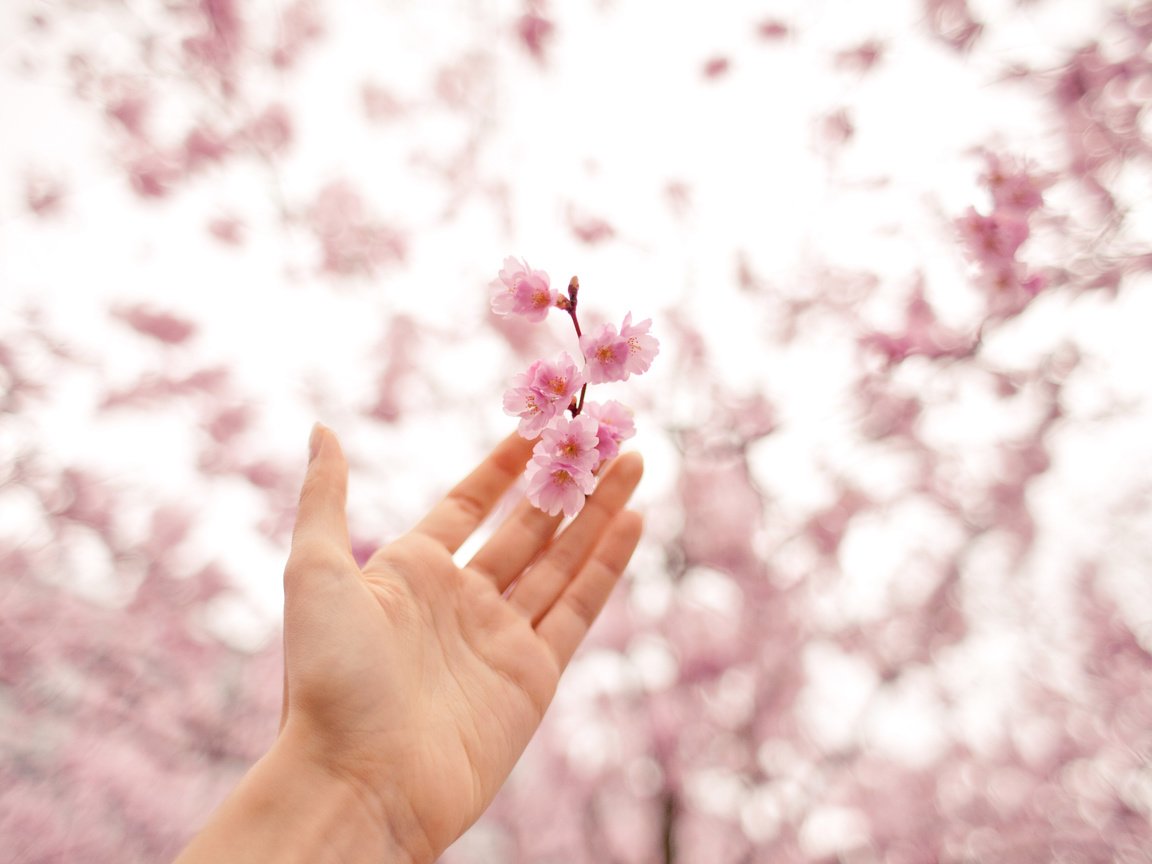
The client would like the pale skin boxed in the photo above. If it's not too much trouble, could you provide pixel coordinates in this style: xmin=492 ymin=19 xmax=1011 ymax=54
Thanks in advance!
xmin=175 ymin=424 xmax=644 ymax=863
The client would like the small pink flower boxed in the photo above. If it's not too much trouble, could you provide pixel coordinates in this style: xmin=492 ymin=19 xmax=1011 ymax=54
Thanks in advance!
xmin=529 ymin=352 xmax=585 ymax=404
xmin=503 ymin=353 xmax=585 ymax=437
xmin=981 ymin=154 xmax=1046 ymax=214
xmin=579 ymin=324 xmax=628 ymax=383
xmin=534 ymin=415 xmax=600 ymax=472
xmin=620 ymin=313 xmax=659 ymax=376
xmin=525 ymin=455 xmax=596 ymax=517
xmin=979 ymin=263 xmax=1046 ymax=298
xmin=580 ymin=312 xmax=659 ymax=383
xmin=502 ymin=384 xmax=553 ymax=437
xmin=491 ymin=256 xmax=557 ymax=323
xmin=584 ymin=400 xmax=636 ymax=465
xmin=957 ymin=208 xmax=1029 ymax=267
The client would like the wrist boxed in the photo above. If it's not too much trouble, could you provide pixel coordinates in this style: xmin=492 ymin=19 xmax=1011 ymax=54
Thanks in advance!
xmin=274 ymin=725 xmax=438 ymax=864
xmin=176 ymin=731 xmax=434 ymax=864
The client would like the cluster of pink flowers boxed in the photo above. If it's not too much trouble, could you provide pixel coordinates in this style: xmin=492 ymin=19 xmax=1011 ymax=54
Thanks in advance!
xmin=956 ymin=152 xmax=1049 ymax=306
xmin=491 ymin=256 xmax=657 ymax=517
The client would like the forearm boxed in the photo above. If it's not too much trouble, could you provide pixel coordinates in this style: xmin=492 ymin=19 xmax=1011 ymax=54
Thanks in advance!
xmin=174 ymin=736 xmax=433 ymax=864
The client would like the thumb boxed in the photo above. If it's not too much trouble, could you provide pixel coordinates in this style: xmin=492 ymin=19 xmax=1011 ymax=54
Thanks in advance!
xmin=286 ymin=423 xmax=354 ymax=587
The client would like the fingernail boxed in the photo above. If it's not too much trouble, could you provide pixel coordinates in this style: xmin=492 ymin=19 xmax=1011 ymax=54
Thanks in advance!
xmin=308 ymin=422 xmax=324 ymax=464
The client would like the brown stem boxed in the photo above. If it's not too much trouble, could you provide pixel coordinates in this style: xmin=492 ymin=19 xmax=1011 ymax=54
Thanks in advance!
xmin=566 ymin=275 xmax=587 ymax=417
xmin=573 ymin=382 xmax=587 ymax=416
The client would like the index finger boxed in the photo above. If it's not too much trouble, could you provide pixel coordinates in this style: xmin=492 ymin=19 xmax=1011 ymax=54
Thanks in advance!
xmin=411 ymin=431 xmax=535 ymax=552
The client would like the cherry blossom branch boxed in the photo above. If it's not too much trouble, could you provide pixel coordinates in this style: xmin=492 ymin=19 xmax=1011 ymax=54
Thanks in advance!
xmin=490 ymin=257 xmax=657 ymax=516
xmin=557 ymin=276 xmax=589 ymax=417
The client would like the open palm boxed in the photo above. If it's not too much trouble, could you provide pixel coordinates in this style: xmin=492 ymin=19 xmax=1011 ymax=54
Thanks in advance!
xmin=278 ymin=426 xmax=644 ymax=860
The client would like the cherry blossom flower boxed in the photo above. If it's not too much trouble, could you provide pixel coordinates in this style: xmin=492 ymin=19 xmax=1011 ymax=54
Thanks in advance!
xmin=207 ymin=215 xmax=244 ymax=245
xmin=981 ymin=153 xmax=1047 ymax=214
xmin=182 ymin=124 xmax=231 ymax=170
xmin=924 ymin=0 xmax=983 ymax=52
xmin=112 ymin=305 xmax=197 ymax=345
xmin=757 ymin=19 xmax=790 ymax=40
xmin=516 ymin=4 xmax=555 ymax=65
xmin=308 ymin=180 xmax=407 ymax=276
xmin=128 ymin=153 xmax=182 ymax=198
xmin=490 ymin=256 xmax=557 ymax=323
xmin=533 ymin=414 xmax=600 ymax=473
xmin=24 ymin=172 xmax=65 ymax=217
xmin=502 ymin=352 xmax=584 ymax=436
xmin=502 ymin=384 xmax=552 ymax=437
xmin=245 ymin=103 xmax=294 ymax=155
xmin=584 ymin=400 xmax=635 ymax=465
xmin=525 ymin=455 xmax=596 ymax=517
xmin=978 ymin=263 xmax=1047 ymax=310
xmin=953 ymin=153 xmax=1052 ymax=314
xmin=956 ymin=207 xmax=1029 ymax=267
xmin=579 ymin=313 xmax=659 ymax=384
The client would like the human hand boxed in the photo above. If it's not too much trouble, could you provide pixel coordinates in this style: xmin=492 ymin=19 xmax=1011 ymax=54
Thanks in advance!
xmin=273 ymin=424 xmax=643 ymax=860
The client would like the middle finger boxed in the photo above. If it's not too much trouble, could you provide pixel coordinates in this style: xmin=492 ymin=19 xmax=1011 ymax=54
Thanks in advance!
xmin=466 ymin=498 xmax=563 ymax=592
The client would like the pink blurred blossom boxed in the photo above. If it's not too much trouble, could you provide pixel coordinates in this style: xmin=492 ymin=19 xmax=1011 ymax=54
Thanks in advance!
xmin=128 ymin=152 xmax=182 ymax=198
xmin=665 ymin=180 xmax=693 ymax=217
xmin=182 ymin=124 xmax=232 ymax=170
xmin=817 ymin=107 xmax=855 ymax=151
xmin=702 ymin=57 xmax=731 ymax=79
xmin=361 ymin=82 xmax=406 ymax=122
xmin=859 ymin=279 xmax=972 ymax=365
xmin=307 ymin=181 xmax=407 ymax=276
xmin=677 ymin=444 xmax=765 ymax=575
xmin=206 ymin=405 xmax=252 ymax=443
xmin=368 ymin=315 xmax=421 ymax=423
xmin=24 ymin=172 xmax=65 ymax=217
xmin=566 ymin=208 xmax=616 ymax=245
xmin=516 ymin=2 xmax=554 ymax=64
xmin=756 ymin=19 xmax=791 ymax=40
xmin=100 ymin=366 xmax=230 ymax=410
xmin=980 ymin=152 xmax=1047 ymax=214
xmin=207 ymin=216 xmax=245 ymax=245
xmin=270 ymin=0 xmax=324 ymax=69
xmin=244 ymin=104 xmax=293 ymax=156
xmin=183 ymin=0 xmax=245 ymax=90
xmin=112 ymin=305 xmax=197 ymax=345
xmin=924 ymin=0 xmax=984 ymax=52
xmin=835 ymin=39 xmax=885 ymax=72
xmin=956 ymin=207 xmax=1029 ymax=265
xmin=105 ymin=92 xmax=150 ymax=139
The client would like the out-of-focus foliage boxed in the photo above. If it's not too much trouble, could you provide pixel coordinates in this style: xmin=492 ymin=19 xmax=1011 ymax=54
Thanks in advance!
xmin=2 ymin=1 xmax=1151 ymax=862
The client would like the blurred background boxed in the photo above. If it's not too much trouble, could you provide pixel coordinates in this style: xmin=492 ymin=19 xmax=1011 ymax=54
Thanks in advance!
xmin=2 ymin=0 xmax=1151 ymax=861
